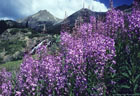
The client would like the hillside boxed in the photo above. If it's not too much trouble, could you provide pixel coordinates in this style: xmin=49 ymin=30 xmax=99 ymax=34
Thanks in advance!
xmin=0 ymin=28 xmax=48 ymax=64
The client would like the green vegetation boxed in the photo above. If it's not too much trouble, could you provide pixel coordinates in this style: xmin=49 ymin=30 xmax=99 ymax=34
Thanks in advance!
xmin=28 ymin=33 xmax=46 ymax=38
xmin=0 ymin=60 xmax=22 ymax=72
xmin=0 ymin=40 xmax=26 ymax=55
xmin=10 ymin=28 xmax=19 ymax=35
xmin=0 ymin=28 xmax=49 ymax=64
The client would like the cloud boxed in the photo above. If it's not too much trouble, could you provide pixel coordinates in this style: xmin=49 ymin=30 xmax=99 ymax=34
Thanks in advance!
xmin=20 ymin=0 xmax=108 ymax=19
xmin=0 ymin=0 xmax=25 ymax=20
xmin=0 ymin=0 xmax=108 ymax=20
xmin=0 ymin=17 xmax=14 ymax=20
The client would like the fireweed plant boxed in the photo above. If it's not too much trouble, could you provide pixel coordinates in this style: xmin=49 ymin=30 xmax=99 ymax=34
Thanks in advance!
xmin=114 ymin=1 xmax=140 ymax=94
xmin=0 ymin=1 xmax=140 ymax=95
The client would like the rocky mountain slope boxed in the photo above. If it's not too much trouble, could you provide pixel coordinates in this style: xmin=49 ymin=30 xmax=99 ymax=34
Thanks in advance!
xmin=17 ymin=10 xmax=61 ymax=32
xmin=48 ymin=8 xmax=106 ymax=34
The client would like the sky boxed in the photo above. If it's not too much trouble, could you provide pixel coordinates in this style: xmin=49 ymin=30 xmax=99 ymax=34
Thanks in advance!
xmin=0 ymin=0 xmax=133 ymax=20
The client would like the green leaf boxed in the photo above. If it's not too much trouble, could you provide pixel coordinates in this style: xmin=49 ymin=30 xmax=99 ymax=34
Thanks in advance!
xmin=128 ymin=69 xmax=132 ymax=76
xmin=134 ymin=74 xmax=140 ymax=83
xmin=121 ymin=85 xmax=130 ymax=89
xmin=70 ymin=91 xmax=74 ymax=96
xmin=137 ymin=52 xmax=140 ymax=58
xmin=134 ymin=84 xmax=138 ymax=92
xmin=122 ymin=73 xmax=129 ymax=78
xmin=129 ymin=80 xmax=132 ymax=84
xmin=111 ymin=73 xmax=116 ymax=78
xmin=134 ymin=93 xmax=140 ymax=95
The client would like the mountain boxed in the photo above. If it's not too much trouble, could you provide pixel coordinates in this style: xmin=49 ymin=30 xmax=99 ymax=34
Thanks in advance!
xmin=48 ymin=8 xmax=106 ymax=34
xmin=16 ymin=8 xmax=106 ymax=34
xmin=16 ymin=5 xmax=133 ymax=34
xmin=116 ymin=4 xmax=132 ymax=13
xmin=61 ymin=8 xmax=106 ymax=26
xmin=17 ymin=10 xmax=61 ymax=32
